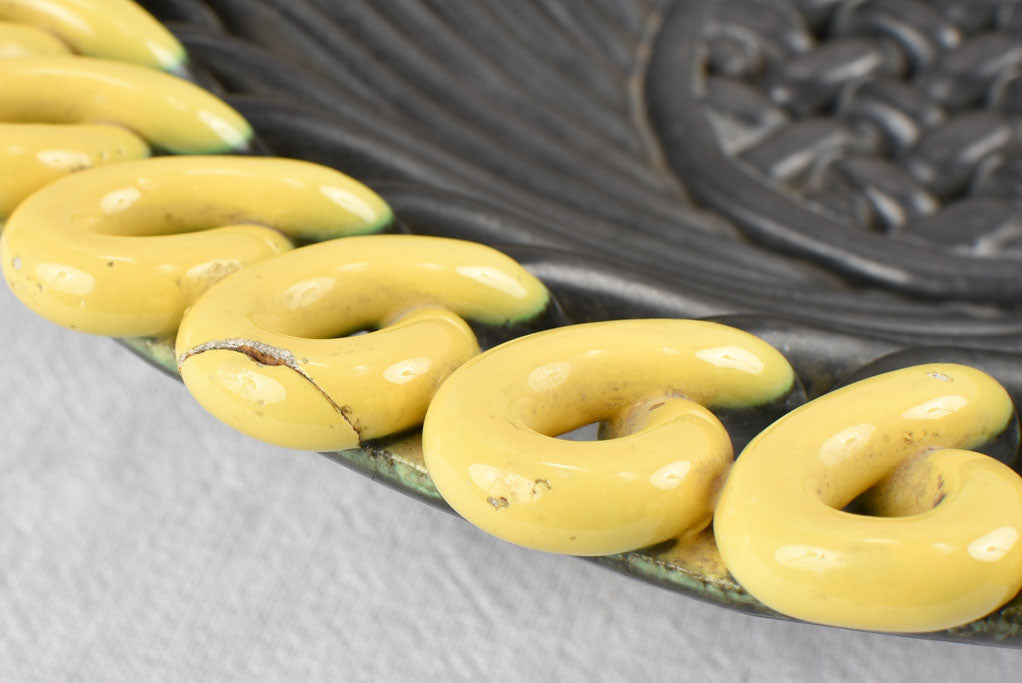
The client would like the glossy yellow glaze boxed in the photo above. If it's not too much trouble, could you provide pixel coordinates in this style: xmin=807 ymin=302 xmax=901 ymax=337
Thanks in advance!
xmin=176 ymin=235 xmax=550 ymax=451
xmin=0 ymin=56 xmax=250 ymax=153
xmin=714 ymin=364 xmax=1022 ymax=633
xmin=0 ymin=20 xmax=71 ymax=57
xmin=0 ymin=0 xmax=185 ymax=70
xmin=0 ymin=122 xmax=149 ymax=218
xmin=1 ymin=156 xmax=393 ymax=336
xmin=422 ymin=319 xmax=796 ymax=556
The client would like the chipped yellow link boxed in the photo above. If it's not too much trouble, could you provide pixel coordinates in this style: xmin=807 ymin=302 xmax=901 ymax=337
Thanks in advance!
xmin=0 ymin=20 xmax=70 ymax=57
xmin=175 ymin=235 xmax=551 ymax=452
xmin=714 ymin=364 xmax=1022 ymax=633
xmin=0 ymin=0 xmax=185 ymax=71
xmin=1 ymin=156 xmax=393 ymax=337
xmin=0 ymin=57 xmax=251 ymax=153
xmin=422 ymin=320 xmax=797 ymax=556
xmin=0 ymin=122 xmax=149 ymax=218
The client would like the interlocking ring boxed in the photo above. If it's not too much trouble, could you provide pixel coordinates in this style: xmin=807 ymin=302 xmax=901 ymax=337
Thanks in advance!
xmin=714 ymin=364 xmax=1022 ymax=632
xmin=1 ymin=156 xmax=392 ymax=337
xmin=422 ymin=319 xmax=797 ymax=556
xmin=2 ymin=0 xmax=1020 ymax=641
xmin=1 ymin=122 xmax=149 ymax=219
xmin=0 ymin=20 xmax=70 ymax=58
xmin=0 ymin=0 xmax=186 ymax=71
xmin=0 ymin=56 xmax=250 ymax=153
xmin=0 ymin=55 xmax=253 ymax=217
xmin=176 ymin=234 xmax=551 ymax=451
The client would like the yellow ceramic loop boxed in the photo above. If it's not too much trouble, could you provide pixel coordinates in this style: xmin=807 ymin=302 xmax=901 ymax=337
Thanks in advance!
xmin=714 ymin=364 xmax=1022 ymax=633
xmin=1 ymin=156 xmax=393 ymax=337
xmin=0 ymin=122 xmax=149 ymax=218
xmin=0 ymin=0 xmax=185 ymax=71
xmin=422 ymin=319 xmax=797 ymax=556
xmin=0 ymin=20 xmax=70 ymax=57
xmin=0 ymin=56 xmax=250 ymax=153
xmin=175 ymin=234 xmax=551 ymax=451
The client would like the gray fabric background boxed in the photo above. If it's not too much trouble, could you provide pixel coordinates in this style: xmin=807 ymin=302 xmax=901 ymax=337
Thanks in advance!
xmin=2 ymin=283 xmax=1020 ymax=682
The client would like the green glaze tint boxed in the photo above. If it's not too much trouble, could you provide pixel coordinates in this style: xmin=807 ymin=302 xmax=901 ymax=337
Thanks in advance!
xmin=119 ymin=336 xmax=179 ymax=377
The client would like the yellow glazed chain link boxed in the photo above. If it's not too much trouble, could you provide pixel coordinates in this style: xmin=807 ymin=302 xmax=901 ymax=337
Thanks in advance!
xmin=0 ymin=20 xmax=70 ymax=57
xmin=2 ymin=0 xmax=1022 ymax=637
xmin=1 ymin=156 xmax=393 ymax=337
xmin=0 ymin=122 xmax=148 ymax=219
xmin=0 ymin=36 xmax=143 ymax=218
xmin=422 ymin=320 xmax=796 ymax=556
xmin=0 ymin=55 xmax=254 ymax=218
xmin=0 ymin=57 xmax=251 ymax=154
xmin=175 ymin=235 xmax=550 ymax=451
xmin=0 ymin=5 xmax=241 ymax=217
xmin=715 ymin=364 xmax=1022 ymax=632
xmin=0 ymin=0 xmax=186 ymax=71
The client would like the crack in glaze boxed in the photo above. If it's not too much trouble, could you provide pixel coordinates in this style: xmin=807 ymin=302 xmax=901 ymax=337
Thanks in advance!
xmin=178 ymin=338 xmax=360 ymax=437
